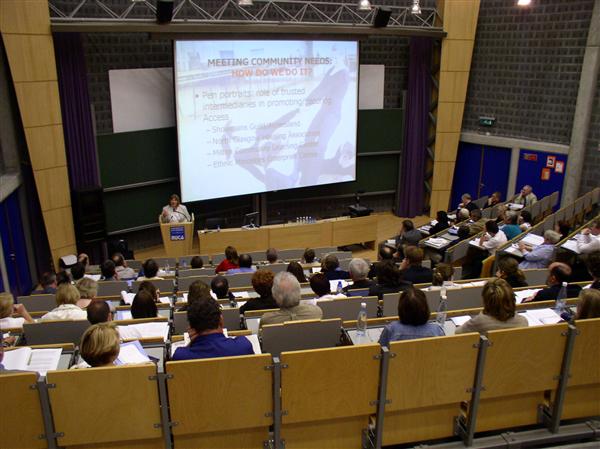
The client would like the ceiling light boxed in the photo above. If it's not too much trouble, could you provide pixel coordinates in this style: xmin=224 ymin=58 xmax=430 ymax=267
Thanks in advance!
xmin=358 ymin=0 xmax=372 ymax=11
xmin=238 ymin=0 xmax=253 ymax=6
xmin=411 ymin=0 xmax=421 ymax=15
xmin=517 ymin=0 xmax=531 ymax=5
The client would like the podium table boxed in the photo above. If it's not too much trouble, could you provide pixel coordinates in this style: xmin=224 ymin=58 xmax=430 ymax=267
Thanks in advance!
xmin=159 ymin=215 xmax=194 ymax=257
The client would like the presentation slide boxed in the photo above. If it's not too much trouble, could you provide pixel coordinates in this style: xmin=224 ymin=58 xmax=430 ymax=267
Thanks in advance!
xmin=174 ymin=40 xmax=358 ymax=202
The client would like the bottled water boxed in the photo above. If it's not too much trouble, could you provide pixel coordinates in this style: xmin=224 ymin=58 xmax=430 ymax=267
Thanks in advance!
xmin=336 ymin=281 xmax=343 ymax=294
xmin=356 ymin=302 xmax=368 ymax=337
xmin=436 ymin=294 xmax=448 ymax=327
xmin=555 ymin=281 xmax=568 ymax=313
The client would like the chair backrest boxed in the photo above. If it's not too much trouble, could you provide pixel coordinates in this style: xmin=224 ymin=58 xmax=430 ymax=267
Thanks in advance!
xmin=224 ymin=272 xmax=254 ymax=288
xmin=258 ymin=263 xmax=288 ymax=274
xmin=531 ymin=200 xmax=542 ymax=220
xmin=166 ymin=354 xmax=272 ymax=447
xmin=382 ymin=292 xmax=401 ymax=317
xmin=211 ymin=253 xmax=226 ymax=266
xmin=222 ymin=307 xmax=242 ymax=330
xmin=338 ymin=258 xmax=352 ymax=271
xmin=125 ymin=259 xmax=142 ymax=270
xmin=447 ymin=238 xmax=471 ymax=263
xmin=346 ymin=288 xmax=370 ymax=297
xmin=313 ymin=246 xmax=337 ymax=259
xmin=278 ymin=248 xmax=306 ymax=261
xmin=247 ymin=250 xmax=268 ymax=263
xmin=17 ymin=294 xmax=56 ymax=312
xmin=262 ymin=318 xmax=341 ymax=356
xmin=480 ymin=255 xmax=495 ymax=278
xmin=177 ymin=275 xmax=213 ymax=292
xmin=97 ymin=280 xmax=129 ymax=297
xmin=23 ymin=320 xmax=90 ymax=345
xmin=151 ymin=257 xmax=177 ymax=268
xmin=473 ymin=195 xmax=489 ymax=209
xmin=178 ymin=254 xmax=210 ymax=268
xmin=549 ymin=191 xmax=559 ymax=209
xmin=522 ymin=269 xmax=548 ymax=286
xmin=318 ymin=296 xmax=378 ymax=321
xmin=173 ymin=310 xmax=188 ymax=335
xmin=0 ymin=372 xmax=46 ymax=449
xmin=178 ymin=268 xmax=215 ymax=278
xmin=542 ymin=215 xmax=555 ymax=233
xmin=324 ymin=251 xmax=353 ymax=261
xmin=132 ymin=279 xmax=175 ymax=294
xmin=47 ymin=365 xmax=163 ymax=447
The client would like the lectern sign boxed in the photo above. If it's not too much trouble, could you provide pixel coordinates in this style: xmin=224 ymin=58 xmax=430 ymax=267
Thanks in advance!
xmin=170 ymin=226 xmax=185 ymax=241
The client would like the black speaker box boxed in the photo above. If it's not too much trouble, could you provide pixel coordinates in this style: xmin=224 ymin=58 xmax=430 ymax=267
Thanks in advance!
xmin=156 ymin=0 xmax=174 ymax=24
xmin=373 ymin=7 xmax=392 ymax=28
xmin=72 ymin=187 xmax=106 ymax=245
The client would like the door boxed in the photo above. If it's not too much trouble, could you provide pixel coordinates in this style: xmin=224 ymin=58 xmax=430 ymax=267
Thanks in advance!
xmin=515 ymin=149 xmax=567 ymax=207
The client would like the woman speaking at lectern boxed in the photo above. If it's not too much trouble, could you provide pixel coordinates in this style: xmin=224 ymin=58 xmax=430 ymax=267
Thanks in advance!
xmin=161 ymin=194 xmax=191 ymax=223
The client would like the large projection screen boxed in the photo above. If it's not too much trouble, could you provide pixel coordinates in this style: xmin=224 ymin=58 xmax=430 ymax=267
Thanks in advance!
xmin=174 ymin=40 xmax=359 ymax=202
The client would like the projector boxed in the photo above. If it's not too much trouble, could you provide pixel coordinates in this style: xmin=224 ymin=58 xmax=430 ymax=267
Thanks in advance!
xmin=348 ymin=205 xmax=372 ymax=217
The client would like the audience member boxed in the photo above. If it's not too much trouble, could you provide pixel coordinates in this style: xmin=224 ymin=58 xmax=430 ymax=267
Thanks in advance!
xmin=368 ymin=261 xmax=412 ymax=299
xmin=457 ymin=225 xmax=471 ymax=241
xmin=32 ymin=272 xmax=57 ymax=294
xmin=310 ymin=272 xmax=346 ymax=301
xmin=455 ymin=279 xmax=528 ymax=334
xmin=302 ymin=248 xmax=317 ymax=264
xmin=261 ymin=272 xmax=322 ymax=326
xmin=467 ymin=209 xmax=486 ymax=235
xmin=586 ymin=252 xmax=600 ymax=290
xmin=76 ymin=277 xmax=98 ymax=308
xmin=286 ymin=261 xmax=307 ymax=283
xmin=138 ymin=280 xmax=160 ymax=302
xmin=87 ymin=301 xmax=112 ymax=324
xmin=395 ymin=219 xmax=422 ymax=258
xmin=518 ymin=229 xmax=560 ymax=269
xmin=378 ymin=288 xmax=444 ymax=346
xmin=41 ymin=284 xmax=87 ymax=321
xmin=179 ymin=280 xmax=212 ymax=312
xmin=56 ymin=271 xmax=72 ymax=286
xmin=496 ymin=257 xmax=528 ymax=288
xmin=78 ymin=253 xmax=89 ymax=268
xmin=458 ymin=193 xmax=478 ymax=212
xmin=400 ymin=247 xmax=433 ymax=284
xmin=527 ymin=262 xmax=582 ymax=302
xmin=518 ymin=210 xmax=533 ymax=231
xmin=137 ymin=259 xmax=163 ymax=281
xmin=211 ymin=275 xmax=234 ymax=302
xmin=429 ymin=211 xmax=450 ymax=235
xmin=321 ymin=254 xmax=350 ymax=281
xmin=501 ymin=212 xmax=522 ymax=240
xmin=130 ymin=290 xmax=158 ymax=319
xmin=215 ymin=246 xmax=240 ymax=273
xmin=513 ymin=185 xmax=537 ymax=207
xmin=555 ymin=220 xmax=571 ymax=241
xmin=575 ymin=288 xmax=600 ymax=320
xmin=0 ymin=292 xmax=33 ymax=329
xmin=576 ymin=219 xmax=600 ymax=254
xmin=79 ymin=323 xmax=120 ymax=367
xmin=479 ymin=220 xmax=507 ymax=255
xmin=190 ymin=256 xmax=204 ymax=269
xmin=100 ymin=260 xmax=118 ymax=281
xmin=112 ymin=253 xmax=136 ymax=279
xmin=266 ymin=248 xmax=279 ymax=264
xmin=485 ymin=191 xmax=502 ymax=209
xmin=424 ymin=264 xmax=461 ymax=291
xmin=227 ymin=254 xmax=254 ymax=274
xmin=457 ymin=208 xmax=470 ymax=222
xmin=172 ymin=298 xmax=253 ymax=360
xmin=70 ymin=262 xmax=86 ymax=282
xmin=343 ymin=258 xmax=373 ymax=293
xmin=240 ymin=270 xmax=278 ymax=313
xmin=368 ymin=246 xmax=395 ymax=279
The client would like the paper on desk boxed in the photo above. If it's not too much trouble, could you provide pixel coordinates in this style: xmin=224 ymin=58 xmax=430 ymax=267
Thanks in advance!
xmin=386 ymin=239 xmax=396 ymax=245
xmin=170 ymin=332 xmax=190 ymax=357
xmin=514 ymin=289 xmax=541 ymax=304
xmin=84 ymin=274 xmax=102 ymax=281
xmin=520 ymin=234 xmax=545 ymax=247
xmin=521 ymin=308 xmax=561 ymax=326
xmin=116 ymin=310 xmax=133 ymax=321
xmin=329 ymin=280 xmax=349 ymax=292
xmin=234 ymin=291 xmax=249 ymax=299
xmin=3 ymin=347 xmax=62 ymax=375
xmin=561 ymin=239 xmax=580 ymax=254
xmin=450 ymin=315 xmax=471 ymax=326
xmin=425 ymin=237 xmax=450 ymax=248
xmin=116 ymin=340 xmax=150 ymax=365
xmin=121 ymin=291 xmax=135 ymax=305
xmin=464 ymin=281 xmax=487 ymax=287
xmin=245 ymin=334 xmax=262 ymax=354
xmin=507 ymin=203 xmax=524 ymax=211
xmin=118 ymin=322 xmax=169 ymax=342
xmin=158 ymin=297 xmax=171 ymax=304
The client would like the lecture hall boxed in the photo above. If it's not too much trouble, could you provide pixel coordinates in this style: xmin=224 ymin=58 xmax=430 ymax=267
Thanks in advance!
xmin=1 ymin=0 xmax=599 ymax=448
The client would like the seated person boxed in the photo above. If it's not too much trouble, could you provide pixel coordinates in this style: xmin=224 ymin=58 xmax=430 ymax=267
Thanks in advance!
xmin=211 ymin=275 xmax=235 ymax=302
xmin=171 ymin=297 xmax=253 ymax=360
xmin=467 ymin=209 xmax=486 ymax=236
xmin=130 ymin=290 xmax=158 ymax=319
xmin=574 ymin=288 xmax=600 ymax=319
xmin=137 ymin=280 xmax=160 ymax=302
xmin=32 ymin=272 xmax=57 ymax=294
xmin=161 ymin=193 xmax=191 ymax=223
xmin=321 ymin=254 xmax=350 ymax=281
xmin=266 ymin=248 xmax=279 ymax=264
xmin=423 ymin=264 xmax=461 ymax=291
xmin=78 ymin=253 xmax=89 ymax=269
xmin=309 ymin=273 xmax=346 ymax=301
xmin=513 ymin=185 xmax=537 ymax=207
xmin=240 ymin=270 xmax=278 ymax=314
xmin=227 ymin=254 xmax=255 ymax=274
xmin=457 ymin=224 xmax=471 ymax=241
xmin=455 ymin=279 xmax=528 ymax=333
xmin=261 ymin=272 xmax=323 ymax=326
xmin=343 ymin=258 xmax=373 ymax=293
xmin=56 ymin=271 xmax=72 ymax=286
xmin=555 ymin=220 xmax=571 ymax=241
xmin=429 ymin=211 xmax=450 ymax=236
xmin=501 ymin=212 xmax=522 ymax=240
xmin=479 ymin=220 xmax=507 ymax=255
xmin=484 ymin=191 xmax=502 ymax=209
xmin=78 ymin=323 xmax=120 ymax=368
xmin=368 ymin=261 xmax=412 ymax=299
xmin=137 ymin=259 xmax=163 ymax=282
xmin=215 ymin=246 xmax=240 ymax=273
xmin=190 ymin=256 xmax=204 ymax=269
xmin=456 ymin=208 xmax=470 ymax=222
xmin=100 ymin=260 xmax=118 ymax=281
xmin=518 ymin=210 xmax=533 ymax=231
xmin=76 ymin=277 xmax=98 ymax=308
xmin=395 ymin=219 xmax=422 ymax=258
xmin=526 ymin=262 xmax=582 ymax=302
xmin=179 ymin=279 xmax=212 ymax=312
xmin=70 ymin=262 xmax=86 ymax=282
xmin=302 ymin=248 xmax=318 ymax=265
xmin=458 ymin=193 xmax=478 ymax=212
xmin=286 ymin=261 xmax=307 ymax=283
xmin=41 ymin=284 xmax=87 ymax=321
xmin=586 ymin=252 xmax=600 ymax=290
xmin=518 ymin=229 xmax=560 ymax=269
xmin=496 ymin=257 xmax=528 ymax=288
xmin=87 ymin=300 xmax=113 ymax=324
xmin=368 ymin=246 xmax=394 ymax=279
xmin=112 ymin=253 xmax=136 ymax=279
xmin=399 ymin=247 xmax=433 ymax=285
xmin=378 ymin=288 xmax=445 ymax=346
xmin=576 ymin=219 xmax=600 ymax=254
xmin=0 ymin=292 xmax=33 ymax=329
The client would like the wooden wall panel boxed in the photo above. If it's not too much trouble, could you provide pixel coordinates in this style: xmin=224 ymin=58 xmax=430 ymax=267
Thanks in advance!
xmin=42 ymin=207 xmax=76 ymax=250
xmin=14 ymin=81 xmax=62 ymax=127
xmin=431 ymin=161 xmax=456 ymax=192
xmin=24 ymin=125 xmax=67 ymax=170
xmin=440 ymin=40 xmax=475 ymax=72
xmin=0 ymin=0 xmax=51 ymax=34
xmin=434 ymin=132 xmax=460 ymax=162
xmin=443 ymin=0 xmax=480 ymax=40
xmin=33 ymin=167 xmax=71 ymax=211
xmin=436 ymin=102 xmax=465 ymax=133
xmin=438 ymin=71 xmax=470 ymax=103
xmin=2 ymin=34 xmax=57 ymax=82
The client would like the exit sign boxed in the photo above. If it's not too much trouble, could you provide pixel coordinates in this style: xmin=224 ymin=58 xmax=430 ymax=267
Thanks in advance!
xmin=479 ymin=116 xmax=496 ymax=127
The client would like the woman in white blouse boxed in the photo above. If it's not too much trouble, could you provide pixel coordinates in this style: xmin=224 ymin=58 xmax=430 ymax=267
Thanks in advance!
xmin=0 ymin=292 xmax=34 ymax=329
xmin=41 ymin=284 xmax=87 ymax=321
xmin=160 ymin=194 xmax=191 ymax=223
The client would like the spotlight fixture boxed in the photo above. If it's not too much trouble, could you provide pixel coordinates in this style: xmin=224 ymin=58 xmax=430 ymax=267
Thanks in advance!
xmin=411 ymin=0 xmax=421 ymax=15
xmin=517 ymin=0 xmax=532 ymax=5
xmin=238 ymin=0 xmax=253 ymax=6
xmin=358 ymin=0 xmax=372 ymax=11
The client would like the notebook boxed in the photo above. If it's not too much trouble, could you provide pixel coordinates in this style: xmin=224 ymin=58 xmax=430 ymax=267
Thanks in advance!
xmin=2 ymin=347 xmax=62 ymax=375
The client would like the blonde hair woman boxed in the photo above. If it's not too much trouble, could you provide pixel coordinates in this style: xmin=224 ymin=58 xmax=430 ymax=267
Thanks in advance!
xmin=76 ymin=277 xmax=98 ymax=309
xmin=79 ymin=323 xmax=120 ymax=367
xmin=575 ymin=289 xmax=600 ymax=320
xmin=455 ymin=278 xmax=528 ymax=334
xmin=41 ymin=283 xmax=87 ymax=321
xmin=0 ymin=292 xmax=33 ymax=329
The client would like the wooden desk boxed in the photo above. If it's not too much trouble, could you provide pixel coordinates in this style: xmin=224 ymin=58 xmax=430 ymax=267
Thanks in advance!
xmin=198 ymin=215 xmax=378 ymax=256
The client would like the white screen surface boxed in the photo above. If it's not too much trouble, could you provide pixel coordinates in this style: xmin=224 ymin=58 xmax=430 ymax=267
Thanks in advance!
xmin=174 ymin=40 xmax=358 ymax=202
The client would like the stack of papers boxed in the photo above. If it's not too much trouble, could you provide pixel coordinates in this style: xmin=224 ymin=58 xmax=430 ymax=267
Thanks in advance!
xmin=425 ymin=238 xmax=451 ymax=249
xmin=115 ymin=340 xmax=151 ymax=365
xmin=233 ymin=291 xmax=250 ymax=299
xmin=469 ymin=238 xmax=485 ymax=249
xmin=2 ymin=347 xmax=62 ymax=375
xmin=450 ymin=315 xmax=471 ymax=326
xmin=521 ymin=234 xmax=545 ymax=246
xmin=115 ymin=310 xmax=133 ymax=321
xmin=121 ymin=291 xmax=135 ymax=305
xmin=514 ymin=289 xmax=541 ymax=304
xmin=561 ymin=239 xmax=580 ymax=254
xmin=520 ymin=308 xmax=561 ymax=326
xmin=507 ymin=203 xmax=524 ymax=211
xmin=84 ymin=274 xmax=102 ymax=281
xmin=118 ymin=322 xmax=170 ymax=342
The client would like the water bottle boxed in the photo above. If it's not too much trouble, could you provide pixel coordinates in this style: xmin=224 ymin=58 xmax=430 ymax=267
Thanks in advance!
xmin=436 ymin=294 xmax=448 ymax=326
xmin=555 ymin=281 xmax=568 ymax=313
xmin=336 ymin=281 xmax=343 ymax=294
xmin=217 ymin=225 xmax=220 ymax=232
xmin=356 ymin=302 xmax=368 ymax=337
xmin=165 ymin=261 xmax=170 ymax=275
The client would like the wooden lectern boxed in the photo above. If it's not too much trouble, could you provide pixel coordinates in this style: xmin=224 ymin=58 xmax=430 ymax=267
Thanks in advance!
xmin=159 ymin=214 xmax=194 ymax=257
